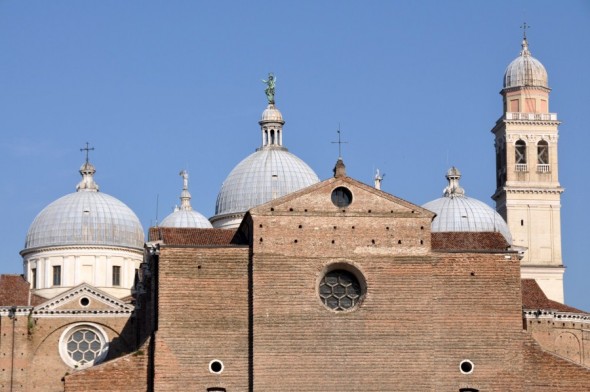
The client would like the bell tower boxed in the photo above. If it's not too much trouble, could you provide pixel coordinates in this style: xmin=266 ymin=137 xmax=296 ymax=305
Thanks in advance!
xmin=491 ymin=29 xmax=565 ymax=302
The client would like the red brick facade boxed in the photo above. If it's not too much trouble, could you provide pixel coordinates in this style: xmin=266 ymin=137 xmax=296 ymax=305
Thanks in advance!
xmin=2 ymin=175 xmax=589 ymax=391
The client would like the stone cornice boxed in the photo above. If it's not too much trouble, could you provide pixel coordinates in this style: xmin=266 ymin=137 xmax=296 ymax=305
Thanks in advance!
xmin=0 ymin=306 xmax=33 ymax=317
xmin=503 ymin=119 xmax=560 ymax=126
xmin=504 ymin=188 xmax=564 ymax=195
xmin=491 ymin=120 xmax=560 ymax=134
xmin=492 ymin=186 xmax=563 ymax=198
xmin=21 ymin=244 xmax=144 ymax=257
xmin=523 ymin=309 xmax=590 ymax=321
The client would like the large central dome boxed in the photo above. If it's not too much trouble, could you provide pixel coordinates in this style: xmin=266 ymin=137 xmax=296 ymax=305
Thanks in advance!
xmin=23 ymin=162 xmax=144 ymax=251
xmin=215 ymin=146 xmax=319 ymax=217
xmin=211 ymin=91 xmax=320 ymax=228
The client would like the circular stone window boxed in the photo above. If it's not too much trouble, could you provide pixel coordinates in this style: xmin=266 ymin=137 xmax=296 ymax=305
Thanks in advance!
xmin=331 ymin=186 xmax=353 ymax=208
xmin=59 ymin=323 xmax=109 ymax=369
xmin=319 ymin=266 xmax=365 ymax=311
xmin=459 ymin=359 xmax=474 ymax=375
xmin=209 ymin=359 xmax=224 ymax=374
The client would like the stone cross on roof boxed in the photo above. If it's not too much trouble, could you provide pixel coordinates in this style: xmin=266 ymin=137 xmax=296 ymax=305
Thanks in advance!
xmin=331 ymin=126 xmax=348 ymax=159
xmin=80 ymin=142 xmax=94 ymax=164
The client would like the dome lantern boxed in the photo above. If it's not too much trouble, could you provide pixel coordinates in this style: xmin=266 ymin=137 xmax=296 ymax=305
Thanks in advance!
xmin=259 ymin=74 xmax=285 ymax=148
xmin=159 ymin=170 xmax=213 ymax=228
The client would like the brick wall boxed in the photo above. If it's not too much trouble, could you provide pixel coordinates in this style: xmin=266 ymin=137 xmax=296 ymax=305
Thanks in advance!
xmin=64 ymin=339 xmax=149 ymax=391
xmin=0 ymin=307 xmax=134 ymax=391
xmin=249 ymin=204 xmax=526 ymax=390
xmin=152 ymin=246 xmax=250 ymax=391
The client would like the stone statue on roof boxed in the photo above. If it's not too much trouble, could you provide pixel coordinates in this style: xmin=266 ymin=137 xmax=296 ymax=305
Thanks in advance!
xmin=262 ymin=73 xmax=276 ymax=104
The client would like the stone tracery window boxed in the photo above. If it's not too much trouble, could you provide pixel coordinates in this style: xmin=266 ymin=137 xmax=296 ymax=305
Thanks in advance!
xmin=319 ymin=269 xmax=363 ymax=311
xmin=59 ymin=323 xmax=109 ymax=369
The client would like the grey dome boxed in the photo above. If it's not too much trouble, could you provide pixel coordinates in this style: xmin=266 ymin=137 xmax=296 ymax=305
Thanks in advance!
xmin=503 ymin=38 xmax=548 ymax=89
xmin=160 ymin=210 xmax=212 ymax=228
xmin=213 ymin=100 xmax=320 ymax=221
xmin=422 ymin=167 xmax=512 ymax=244
xmin=215 ymin=146 xmax=320 ymax=216
xmin=160 ymin=170 xmax=213 ymax=228
xmin=24 ymin=162 xmax=144 ymax=251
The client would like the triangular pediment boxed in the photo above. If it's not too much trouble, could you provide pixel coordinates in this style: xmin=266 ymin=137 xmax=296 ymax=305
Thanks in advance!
xmin=33 ymin=283 xmax=134 ymax=317
xmin=249 ymin=175 xmax=435 ymax=218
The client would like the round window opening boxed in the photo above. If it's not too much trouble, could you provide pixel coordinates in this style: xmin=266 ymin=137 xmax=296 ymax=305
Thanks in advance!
xmin=460 ymin=359 xmax=474 ymax=375
xmin=80 ymin=297 xmax=90 ymax=307
xmin=59 ymin=324 xmax=108 ymax=369
xmin=209 ymin=359 xmax=224 ymax=374
xmin=319 ymin=267 xmax=364 ymax=311
xmin=331 ymin=187 xmax=353 ymax=208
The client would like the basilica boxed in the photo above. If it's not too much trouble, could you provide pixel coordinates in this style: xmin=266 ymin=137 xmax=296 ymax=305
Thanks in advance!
xmin=1 ymin=34 xmax=589 ymax=391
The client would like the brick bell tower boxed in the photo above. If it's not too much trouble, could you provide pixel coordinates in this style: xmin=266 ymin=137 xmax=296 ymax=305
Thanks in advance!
xmin=491 ymin=26 xmax=565 ymax=302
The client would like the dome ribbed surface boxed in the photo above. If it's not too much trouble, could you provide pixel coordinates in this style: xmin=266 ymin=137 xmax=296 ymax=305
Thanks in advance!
xmin=25 ymin=192 xmax=144 ymax=250
xmin=215 ymin=147 xmax=319 ymax=216
xmin=422 ymin=196 xmax=512 ymax=244
xmin=503 ymin=40 xmax=548 ymax=89
xmin=160 ymin=210 xmax=213 ymax=228
xmin=260 ymin=105 xmax=284 ymax=122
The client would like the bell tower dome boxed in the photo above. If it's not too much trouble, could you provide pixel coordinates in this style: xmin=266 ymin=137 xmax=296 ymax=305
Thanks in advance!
xmin=491 ymin=26 xmax=564 ymax=302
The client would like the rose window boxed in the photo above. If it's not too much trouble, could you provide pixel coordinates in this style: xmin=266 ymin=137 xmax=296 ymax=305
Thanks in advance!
xmin=319 ymin=270 xmax=362 ymax=311
xmin=59 ymin=324 xmax=108 ymax=369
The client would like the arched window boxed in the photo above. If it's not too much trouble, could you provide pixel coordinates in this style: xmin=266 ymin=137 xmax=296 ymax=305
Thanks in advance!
xmin=515 ymin=140 xmax=527 ymax=171
xmin=270 ymin=129 xmax=275 ymax=145
xmin=537 ymin=140 xmax=550 ymax=172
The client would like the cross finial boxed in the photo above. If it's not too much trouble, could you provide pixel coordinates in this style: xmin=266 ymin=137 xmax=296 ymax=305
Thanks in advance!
xmin=80 ymin=142 xmax=94 ymax=164
xmin=520 ymin=22 xmax=530 ymax=39
xmin=331 ymin=124 xmax=348 ymax=159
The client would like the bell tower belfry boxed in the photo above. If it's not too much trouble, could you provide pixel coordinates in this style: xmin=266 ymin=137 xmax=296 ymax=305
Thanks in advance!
xmin=491 ymin=29 xmax=565 ymax=302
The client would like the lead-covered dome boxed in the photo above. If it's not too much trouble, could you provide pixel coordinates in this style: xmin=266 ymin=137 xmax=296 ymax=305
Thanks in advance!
xmin=215 ymin=146 xmax=319 ymax=216
xmin=503 ymin=37 xmax=548 ymax=89
xmin=160 ymin=170 xmax=213 ymax=228
xmin=211 ymin=95 xmax=320 ymax=228
xmin=23 ymin=161 xmax=144 ymax=251
xmin=422 ymin=167 xmax=512 ymax=244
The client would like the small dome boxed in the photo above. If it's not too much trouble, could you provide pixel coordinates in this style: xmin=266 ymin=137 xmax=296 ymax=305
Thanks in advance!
xmin=160 ymin=210 xmax=212 ymax=228
xmin=160 ymin=170 xmax=213 ymax=229
xmin=503 ymin=38 xmax=548 ymax=89
xmin=422 ymin=168 xmax=512 ymax=244
xmin=214 ymin=147 xmax=319 ymax=217
xmin=260 ymin=104 xmax=284 ymax=123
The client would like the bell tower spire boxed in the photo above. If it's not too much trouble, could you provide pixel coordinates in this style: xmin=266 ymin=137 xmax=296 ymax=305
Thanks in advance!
xmin=492 ymin=30 xmax=564 ymax=302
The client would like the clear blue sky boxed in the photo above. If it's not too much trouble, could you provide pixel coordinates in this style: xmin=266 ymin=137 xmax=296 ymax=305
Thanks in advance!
xmin=1 ymin=1 xmax=589 ymax=308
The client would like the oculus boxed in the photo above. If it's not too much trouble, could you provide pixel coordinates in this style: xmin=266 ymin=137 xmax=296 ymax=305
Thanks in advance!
xmin=331 ymin=187 xmax=353 ymax=208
